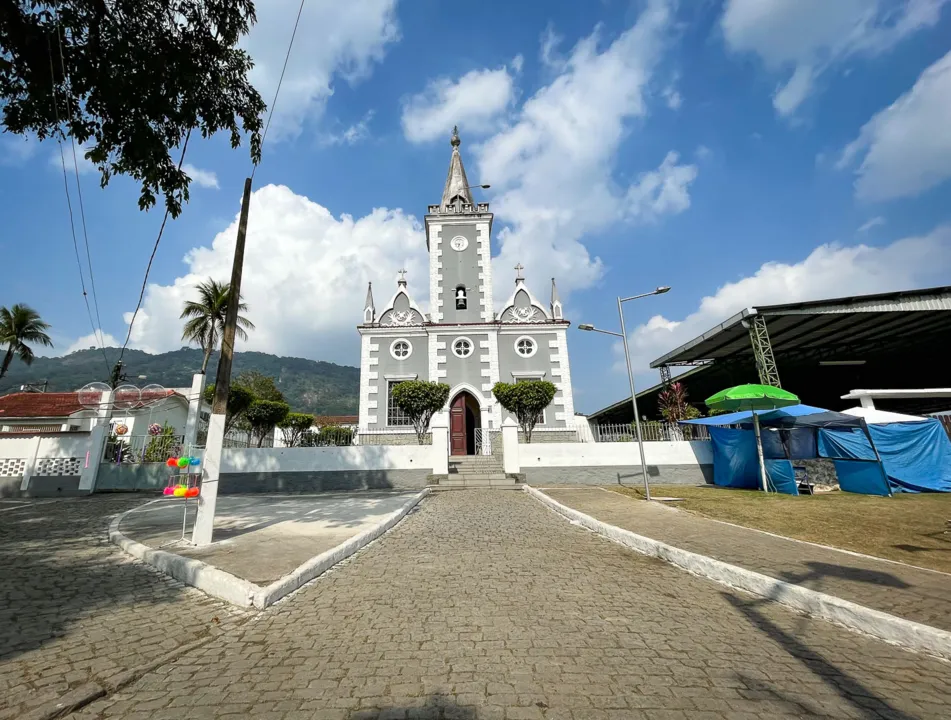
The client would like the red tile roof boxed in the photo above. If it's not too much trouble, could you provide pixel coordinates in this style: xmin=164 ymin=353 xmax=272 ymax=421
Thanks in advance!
xmin=317 ymin=415 xmax=358 ymax=425
xmin=0 ymin=392 xmax=86 ymax=419
xmin=0 ymin=389 xmax=181 ymax=419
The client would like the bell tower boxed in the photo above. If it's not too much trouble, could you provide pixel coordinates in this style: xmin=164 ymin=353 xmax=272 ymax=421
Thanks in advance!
xmin=424 ymin=127 xmax=494 ymax=325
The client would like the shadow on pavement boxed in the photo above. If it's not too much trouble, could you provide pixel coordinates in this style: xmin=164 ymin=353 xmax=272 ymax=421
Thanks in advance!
xmin=777 ymin=560 xmax=911 ymax=592
xmin=722 ymin=591 xmax=919 ymax=720
xmin=0 ymin=496 xmax=217 ymax=667
xmin=349 ymin=696 xmax=478 ymax=719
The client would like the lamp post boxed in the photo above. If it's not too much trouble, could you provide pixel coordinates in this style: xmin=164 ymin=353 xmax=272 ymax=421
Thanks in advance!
xmin=579 ymin=286 xmax=671 ymax=501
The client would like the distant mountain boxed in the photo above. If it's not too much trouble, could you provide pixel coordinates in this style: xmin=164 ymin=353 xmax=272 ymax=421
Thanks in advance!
xmin=0 ymin=347 xmax=360 ymax=416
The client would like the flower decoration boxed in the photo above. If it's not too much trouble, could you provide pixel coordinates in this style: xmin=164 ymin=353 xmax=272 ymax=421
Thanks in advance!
xmin=148 ymin=423 xmax=162 ymax=436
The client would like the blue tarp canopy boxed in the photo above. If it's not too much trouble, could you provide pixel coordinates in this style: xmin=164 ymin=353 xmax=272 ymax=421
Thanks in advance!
xmin=689 ymin=404 xmax=893 ymax=496
xmin=682 ymin=404 xmax=829 ymax=426
xmin=819 ymin=420 xmax=951 ymax=493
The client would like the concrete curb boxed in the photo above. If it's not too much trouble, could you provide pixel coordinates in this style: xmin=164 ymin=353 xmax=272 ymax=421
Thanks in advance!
xmin=525 ymin=485 xmax=951 ymax=661
xmin=109 ymin=490 xmax=430 ymax=610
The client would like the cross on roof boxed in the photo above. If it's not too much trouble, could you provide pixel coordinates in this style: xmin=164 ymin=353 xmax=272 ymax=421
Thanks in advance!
xmin=514 ymin=263 xmax=524 ymax=280
xmin=397 ymin=268 xmax=407 ymax=282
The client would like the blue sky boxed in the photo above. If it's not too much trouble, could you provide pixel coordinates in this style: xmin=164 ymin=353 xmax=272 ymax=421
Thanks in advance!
xmin=2 ymin=0 xmax=950 ymax=413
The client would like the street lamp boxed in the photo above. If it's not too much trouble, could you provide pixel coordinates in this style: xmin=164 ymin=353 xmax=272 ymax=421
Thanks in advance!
xmin=466 ymin=184 xmax=491 ymax=190
xmin=579 ymin=286 xmax=671 ymax=501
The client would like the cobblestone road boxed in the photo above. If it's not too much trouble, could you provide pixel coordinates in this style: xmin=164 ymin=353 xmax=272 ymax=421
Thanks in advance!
xmin=72 ymin=491 xmax=950 ymax=720
xmin=0 ymin=496 xmax=245 ymax=719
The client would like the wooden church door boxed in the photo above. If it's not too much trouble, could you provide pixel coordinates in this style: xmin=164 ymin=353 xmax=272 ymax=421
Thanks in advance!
xmin=450 ymin=393 xmax=467 ymax=455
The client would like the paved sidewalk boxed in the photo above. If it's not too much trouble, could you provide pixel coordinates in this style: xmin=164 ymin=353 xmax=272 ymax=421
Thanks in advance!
xmin=541 ymin=487 xmax=951 ymax=632
xmin=0 ymin=496 xmax=245 ymax=720
xmin=120 ymin=492 xmax=420 ymax=584
xmin=74 ymin=491 xmax=950 ymax=719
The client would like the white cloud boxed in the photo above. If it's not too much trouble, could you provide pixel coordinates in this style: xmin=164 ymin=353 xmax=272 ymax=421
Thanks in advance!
xmin=123 ymin=184 xmax=426 ymax=363
xmin=475 ymin=0 xmax=693 ymax=300
xmin=626 ymin=225 xmax=951 ymax=377
xmin=1 ymin=135 xmax=38 ymax=165
xmin=721 ymin=0 xmax=948 ymax=116
xmin=625 ymin=152 xmax=698 ymax=222
xmin=661 ymin=84 xmax=682 ymax=109
xmin=321 ymin=110 xmax=375 ymax=146
xmin=540 ymin=24 xmax=565 ymax=70
xmin=837 ymin=49 xmax=951 ymax=200
xmin=65 ymin=330 xmax=121 ymax=355
xmin=245 ymin=0 xmax=399 ymax=140
xmin=181 ymin=164 xmax=220 ymax=190
xmin=48 ymin=141 xmax=96 ymax=174
xmin=400 ymin=62 xmax=521 ymax=143
xmin=857 ymin=216 xmax=886 ymax=233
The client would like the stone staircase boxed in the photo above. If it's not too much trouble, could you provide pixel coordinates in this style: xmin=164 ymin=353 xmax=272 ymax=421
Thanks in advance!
xmin=430 ymin=455 xmax=523 ymax=490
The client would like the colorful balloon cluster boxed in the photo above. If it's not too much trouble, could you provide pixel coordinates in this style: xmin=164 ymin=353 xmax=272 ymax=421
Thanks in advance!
xmin=166 ymin=455 xmax=202 ymax=469
xmin=163 ymin=484 xmax=199 ymax=498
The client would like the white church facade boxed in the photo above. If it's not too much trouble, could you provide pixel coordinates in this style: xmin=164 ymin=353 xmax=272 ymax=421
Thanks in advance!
xmin=357 ymin=128 xmax=575 ymax=454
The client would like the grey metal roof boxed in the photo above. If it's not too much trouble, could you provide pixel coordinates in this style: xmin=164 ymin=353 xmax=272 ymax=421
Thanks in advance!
xmin=650 ymin=285 xmax=951 ymax=368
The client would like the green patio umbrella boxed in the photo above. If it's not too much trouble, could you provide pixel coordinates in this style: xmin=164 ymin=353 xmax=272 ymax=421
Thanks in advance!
xmin=705 ymin=384 xmax=800 ymax=492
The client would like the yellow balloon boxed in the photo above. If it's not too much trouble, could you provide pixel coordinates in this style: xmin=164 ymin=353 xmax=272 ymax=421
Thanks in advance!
xmin=173 ymin=486 xmax=186 ymax=497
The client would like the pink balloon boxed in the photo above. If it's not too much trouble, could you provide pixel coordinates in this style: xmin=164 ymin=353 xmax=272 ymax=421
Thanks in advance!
xmin=163 ymin=486 xmax=174 ymax=496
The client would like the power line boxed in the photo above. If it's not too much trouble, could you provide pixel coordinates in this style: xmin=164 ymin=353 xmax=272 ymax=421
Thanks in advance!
xmin=117 ymin=129 xmax=192 ymax=369
xmin=56 ymin=25 xmax=107 ymax=353
xmin=46 ymin=31 xmax=112 ymax=379
xmin=251 ymin=0 xmax=307 ymax=181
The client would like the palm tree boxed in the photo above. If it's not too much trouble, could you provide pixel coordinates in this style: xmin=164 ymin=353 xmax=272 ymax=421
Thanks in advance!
xmin=0 ymin=304 xmax=53 ymax=380
xmin=180 ymin=279 xmax=255 ymax=374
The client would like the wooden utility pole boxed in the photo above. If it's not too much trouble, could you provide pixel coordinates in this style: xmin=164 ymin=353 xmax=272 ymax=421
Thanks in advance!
xmin=212 ymin=177 xmax=253 ymax=413
xmin=193 ymin=177 xmax=252 ymax=546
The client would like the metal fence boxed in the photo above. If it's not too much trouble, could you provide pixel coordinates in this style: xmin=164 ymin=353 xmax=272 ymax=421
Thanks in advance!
xmin=197 ymin=420 xmax=273 ymax=449
xmin=474 ymin=428 xmax=492 ymax=455
xmin=585 ymin=421 xmax=710 ymax=443
xmin=103 ymin=434 xmax=185 ymax=464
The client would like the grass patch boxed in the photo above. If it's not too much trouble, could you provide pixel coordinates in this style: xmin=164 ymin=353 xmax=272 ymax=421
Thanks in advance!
xmin=611 ymin=484 xmax=951 ymax=573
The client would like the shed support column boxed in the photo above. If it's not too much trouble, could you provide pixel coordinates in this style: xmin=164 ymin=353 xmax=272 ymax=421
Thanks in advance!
xmin=749 ymin=315 xmax=781 ymax=387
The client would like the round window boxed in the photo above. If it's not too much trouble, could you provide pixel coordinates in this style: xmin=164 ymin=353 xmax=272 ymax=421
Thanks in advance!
xmin=390 ymin=339 xmax=412 ymax=359
xmin=452 ymin=337 xmax=474 ymax=358
xmin=515 ymin=336 xmax=537 ymax=358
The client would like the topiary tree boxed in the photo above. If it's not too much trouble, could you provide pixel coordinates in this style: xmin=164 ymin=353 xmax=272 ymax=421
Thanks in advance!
xmin=278 ymin=412 xmax=315 ymax=447
xmin=317 ymin=424 xmax=355 ymax=447
xmin=204 ymin=382 xmax=255 ymax=435
xmin=390 ymin=381 xmax=451 ymax=445
xmin=492 ymin=380 xmax=557 ymax=443
xmin=245 ymin=400 xmax=290 ymax=447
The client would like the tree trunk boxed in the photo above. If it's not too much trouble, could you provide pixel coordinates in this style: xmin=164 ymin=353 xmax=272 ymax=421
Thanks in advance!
xmin=200 ymin=345 xmax=212 ymax=374
xmin=0 ymin=345 xmax=13 ymax=379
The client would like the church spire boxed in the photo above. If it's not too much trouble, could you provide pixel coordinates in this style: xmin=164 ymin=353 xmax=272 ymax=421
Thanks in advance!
xmin=364 ymin=282 xmax=375 ymax=324
xmin=550 ymin=278 xmax=563 ymax=320
xmin=440 ymin=125 xmax=474 ymax=211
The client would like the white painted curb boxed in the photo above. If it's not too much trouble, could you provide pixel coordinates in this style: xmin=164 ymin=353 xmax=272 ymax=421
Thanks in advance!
xmin=110 ymin=489 xmax=429 ymax=610
xmin=525 ymin=485 xmax=951 ymax=661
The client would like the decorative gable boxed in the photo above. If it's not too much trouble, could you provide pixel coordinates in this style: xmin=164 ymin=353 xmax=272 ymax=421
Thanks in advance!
xmin=377 ymin=274 xmax=426 ymax=327
xmin=498 ymin=282 xmax=552 ymax=324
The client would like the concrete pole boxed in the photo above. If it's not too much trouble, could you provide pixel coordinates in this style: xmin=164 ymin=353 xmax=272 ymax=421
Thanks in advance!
xmin=183 ymin=372 xmax=206 ymax=452
xmin=193 ymin=178 xmax=252 ymax=546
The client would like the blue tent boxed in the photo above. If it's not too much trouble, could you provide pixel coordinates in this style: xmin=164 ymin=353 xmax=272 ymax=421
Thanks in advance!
xmin=819 ymin=419 xmax=951 ymax=493
xmin=683 ymin=404 xmax=893 ymax=496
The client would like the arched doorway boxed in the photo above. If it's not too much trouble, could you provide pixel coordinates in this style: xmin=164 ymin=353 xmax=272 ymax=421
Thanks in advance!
xmin=449 ymin=391 xmax=481 ymax=455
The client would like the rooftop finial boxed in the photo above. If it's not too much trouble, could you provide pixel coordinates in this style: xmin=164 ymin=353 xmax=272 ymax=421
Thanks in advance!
xmin=451 ymin=125 xmax=461 ymax=148
xmin=397 ymin=268 xmax=407 ymax=285
xmin=514 ymin=263 xmax=525 ymax=282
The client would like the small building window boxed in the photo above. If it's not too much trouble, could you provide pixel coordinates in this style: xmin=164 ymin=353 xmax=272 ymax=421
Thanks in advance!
xmin=452 ymin=337 xmax=474 ymax=358
xmin=514 ymin=336 xmax=537 ymax=358
xmin=515 ymin=377 xmax=546 ymax=425
xmin=387 ymin=381 xmax=412 ymax=426
xmin=390 ymin=339 xmax=412 ymax=360
xmin=455 ymin=285 xmax=467 ymax=310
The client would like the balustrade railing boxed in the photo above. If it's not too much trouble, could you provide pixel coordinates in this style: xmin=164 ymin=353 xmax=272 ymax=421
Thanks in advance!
xmin=583 ymin=421 xmax=710 ymax=443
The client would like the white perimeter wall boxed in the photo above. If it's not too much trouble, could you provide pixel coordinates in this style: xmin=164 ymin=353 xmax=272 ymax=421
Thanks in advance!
xmin=221 ymin=444 xmax=436 ymax=474
xmin=519 ymin=441 xmax=713 ymax=468
xmin=0 ymin=433 xmax=92 ymax=460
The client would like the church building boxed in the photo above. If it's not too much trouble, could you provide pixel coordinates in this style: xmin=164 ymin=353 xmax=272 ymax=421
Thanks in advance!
xmin=357 ymin=128 xmax=575 ymax=454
